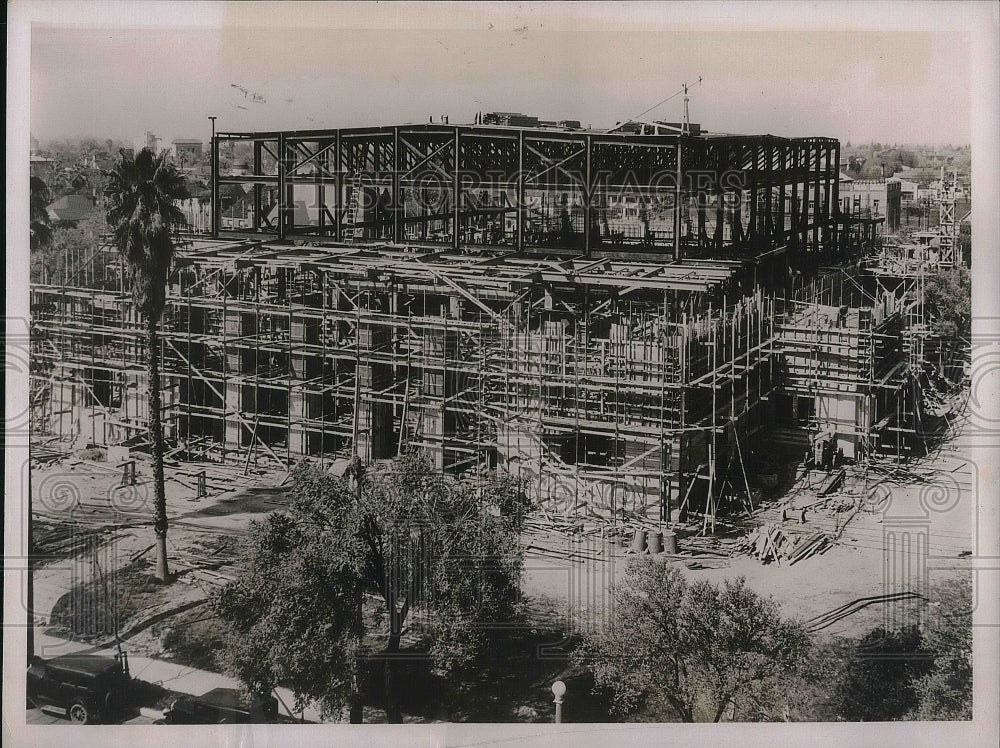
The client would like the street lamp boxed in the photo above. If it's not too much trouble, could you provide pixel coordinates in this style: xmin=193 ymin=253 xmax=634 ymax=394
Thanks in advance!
xmin=551 ymin=680 xmax=566 ymax=724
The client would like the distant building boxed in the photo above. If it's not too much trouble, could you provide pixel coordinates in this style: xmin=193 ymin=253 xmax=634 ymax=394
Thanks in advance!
xmin=47 ymin=194 xmax=97 ymax=224
xmin=839 ymin=176 xmax=901 ymax=231
xmin=480 ymin=112 xmax=585 ymax=130
xmin=30 ymin=153 xmax=56 ymax=177
xmin=172 ymin=139 xmax=204 ymax=165
xmin=482 ymin=112 xmax=540 ymax=128
xmin=29 ymin=133 xmax=55 ymax=177
xmin=887 ymin=177 xmax=918 ymax=202
xmin=133 ymin=131 xmax=162 ymax=156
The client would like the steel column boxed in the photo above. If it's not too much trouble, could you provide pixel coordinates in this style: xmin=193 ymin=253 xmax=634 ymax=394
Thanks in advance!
xmin=335 ymin=130 xmax=342 ymax=242
xmin=253 ymin=142 xmax=262 ymax=232
xmin=393 ymin=127 xmax=401 ymax=244
xmin=517 ymin=130 xmax=525 ymax=252
xmin=277 ymin=133 xmax=288 ymax=241
xmin=673 ymin=139 xmax=682 ymax=261
xmin=211 ymin=132 xmax=220 ymax=238
xmin=584 ymin=134 xmax=592 ymax=257
xmin=453 ymin=128 xmax=461 ymax=251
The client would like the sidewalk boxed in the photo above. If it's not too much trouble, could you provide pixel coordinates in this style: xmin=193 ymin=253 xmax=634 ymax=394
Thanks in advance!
xmin=34 ymin=630 xmax=326 ymax=723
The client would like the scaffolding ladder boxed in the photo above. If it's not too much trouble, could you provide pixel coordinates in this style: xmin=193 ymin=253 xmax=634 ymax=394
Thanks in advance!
xmin=343 ymin=175 xmax=364 ymax=242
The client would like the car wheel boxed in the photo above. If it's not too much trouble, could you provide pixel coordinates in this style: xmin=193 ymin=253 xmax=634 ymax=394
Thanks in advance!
xmin=69 ymin=701 xmax=90 ymax=725
xmin=105 ymin=688 xmax=124 ymax=716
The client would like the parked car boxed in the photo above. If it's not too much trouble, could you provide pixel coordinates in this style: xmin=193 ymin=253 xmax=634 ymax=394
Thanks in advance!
xmin=26 ymin=653 xmax=131 ymax=724
xmin=163 ymin=688 xmax=279 ymax=724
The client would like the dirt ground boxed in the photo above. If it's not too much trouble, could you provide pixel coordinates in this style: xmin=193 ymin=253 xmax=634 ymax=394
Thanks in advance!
xmin=522 ymin=439 xmax=975 ymax=642
xmin=28 ymin=410 xmax=976 ymax=721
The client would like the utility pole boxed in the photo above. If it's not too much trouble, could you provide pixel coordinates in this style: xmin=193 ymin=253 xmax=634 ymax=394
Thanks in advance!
xmin=682 ymin=83 xmax=690 ymax=136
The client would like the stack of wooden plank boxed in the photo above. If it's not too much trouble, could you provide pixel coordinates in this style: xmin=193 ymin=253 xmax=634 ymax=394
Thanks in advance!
xmin=817 ymin=468 xmax=847 ymax=496
xmin=734 ymin=523 xmax=833 ymax=565
xmin=31 ymin=443 xmax=67 ymax=467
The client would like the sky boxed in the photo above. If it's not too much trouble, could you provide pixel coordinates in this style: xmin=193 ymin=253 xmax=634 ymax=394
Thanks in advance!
xmin=22 ymin=1 xmax=980 ymax=146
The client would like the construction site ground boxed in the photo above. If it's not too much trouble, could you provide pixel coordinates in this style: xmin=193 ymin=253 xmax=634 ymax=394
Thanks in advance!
xmin=27 ymin=397 xmax=975 ymax=722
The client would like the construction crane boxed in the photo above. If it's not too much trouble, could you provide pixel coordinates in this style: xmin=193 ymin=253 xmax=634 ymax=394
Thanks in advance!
xmin=609 ymin=77 xmax=703 ymax=134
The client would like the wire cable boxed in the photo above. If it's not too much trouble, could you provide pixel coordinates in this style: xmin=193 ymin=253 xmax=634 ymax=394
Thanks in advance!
xmin=609 ymin=77 xmax=703 ymax=132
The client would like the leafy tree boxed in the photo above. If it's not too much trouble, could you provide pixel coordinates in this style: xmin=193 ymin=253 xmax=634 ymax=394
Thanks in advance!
xmin=580 ymin=560 xmax=810 ymax=722
xmin=923 ymin=265 xmax=972 ymax=378
xmin=30 ymin=176 xmax=52 ymax=251
xmin=216 ymin=455 xmax=529 ymax=723
xmin=909 ymin=577 xmax=973 ymax=720
xmin=31 ymin=213 xmax=109 ymax=286
xmin=103 ymin=148 xmax=189 ymax=582
xmin=924 ymin=266 xmax=971 ymax=340
xmin=835 ymin=626 xmax=932 ymax=721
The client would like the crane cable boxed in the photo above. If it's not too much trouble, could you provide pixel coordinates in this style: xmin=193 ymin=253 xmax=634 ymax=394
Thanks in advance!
xmin=609 ymin=76 xmax=703 ymax=132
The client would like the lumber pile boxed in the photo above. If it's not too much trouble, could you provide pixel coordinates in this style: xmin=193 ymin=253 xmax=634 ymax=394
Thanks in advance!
xmin=817 ymin=468 xmax=846 ymax=496
xmin=734 ymin=523 xmax=833 ymax=565
xmin=31 ymin=444 xmax=67 ymax=467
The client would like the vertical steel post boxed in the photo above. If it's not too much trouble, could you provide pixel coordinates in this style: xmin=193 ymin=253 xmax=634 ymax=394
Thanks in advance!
xmin=777 ymin=143 xmax=786 ymax=245
xmin=584 ymin=134 xmax=592 ymax=257
xmin=749 ymin=141 xmax=759 ymax=250
xmin=813 ymin=141 xmax=822 ymax=252
xmin=393 ymin=127 xmax=401 ymax=244
xmin=517 ymin=129 xmax=525 ymax=252
xmin=453 ymin=127 xmax=461 ymax=251
xmin=316 ymin=140 xmax=325 ymax=236
xmin=674 ymin=138 xmax=683 ymax=261
xmin=253 ymin=140 xmax=262 ymax=233
xmin=335 ymin=130 xmax=342 ymax=242
xmin=764 ymin=138 xmax=773 ymax=245
xmin=277 ymin=132 xmax=287 ymax=241
xmin=833 ymin=140 xmax=841 ymax=254
xmin=791 ymin=144 xmax=800 ymax=252
xmin=209 ymin=116 xmax=219 ymax=238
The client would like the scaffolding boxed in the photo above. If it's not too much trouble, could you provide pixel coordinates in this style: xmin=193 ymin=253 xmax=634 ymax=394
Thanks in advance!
xmin=31 ymin=239 xmax=785 ymax=527
xmin=33 ymin=121 xmax=946 ymax=531
xmin=774 ymin=267 xmax=910 ymax=463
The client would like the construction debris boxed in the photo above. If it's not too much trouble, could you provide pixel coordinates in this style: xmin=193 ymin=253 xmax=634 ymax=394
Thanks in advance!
xmin=734 ymin=523 xmax=833 ymax=565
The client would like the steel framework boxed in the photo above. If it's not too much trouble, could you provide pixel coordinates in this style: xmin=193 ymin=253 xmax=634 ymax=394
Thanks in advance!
xmin=32 ymin=122 xmax=927 ymax=530
xmin=211 ymin=124 xmax=841 ymax=263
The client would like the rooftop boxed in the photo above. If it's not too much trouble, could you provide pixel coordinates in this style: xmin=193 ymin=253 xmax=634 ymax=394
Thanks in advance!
xmin=179 ymin=240 xmax=746 ymax=295
xmin=47 ymin=194 xmax=96 ymax=223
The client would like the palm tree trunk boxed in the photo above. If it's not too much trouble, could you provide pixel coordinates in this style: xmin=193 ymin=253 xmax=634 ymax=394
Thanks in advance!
xmin=147 ymin=315 xmax=170 ymax=582
xmin=385 ymin=633 xmax=402 ymax=723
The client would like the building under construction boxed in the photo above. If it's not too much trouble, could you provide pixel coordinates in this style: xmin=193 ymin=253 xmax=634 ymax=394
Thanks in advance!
xmin=30 ymin=116 xmax=944 ymax=526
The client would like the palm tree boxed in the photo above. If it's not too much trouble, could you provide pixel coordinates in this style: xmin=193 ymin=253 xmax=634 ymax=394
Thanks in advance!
xmin=104 ymin=148 xmax=190 ymax=582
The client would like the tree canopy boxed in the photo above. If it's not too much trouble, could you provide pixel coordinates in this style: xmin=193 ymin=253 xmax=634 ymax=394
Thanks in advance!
xmin=834 ymin=626 xmax=932 ymax=721
xmin=30 ymin=176 xmax=52 ymax=251
xmin=103 ymin=147 xmax=190 ymax=317
xmin=216 ymin=454 xmax=530 ymax=722
xmin=923 ymin=266 xmax=971 ymax=341
xmin=30 ymin=212 xmax=108 ymax=286
xmin=581 ymin=560 xmax=810 ymax=722
xmin=909 ymin=577 xmax=973 ymax=720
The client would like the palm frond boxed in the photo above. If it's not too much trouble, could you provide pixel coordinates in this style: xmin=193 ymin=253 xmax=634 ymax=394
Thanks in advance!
xmin=103 ymin=147 xmax=190 ymax=316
